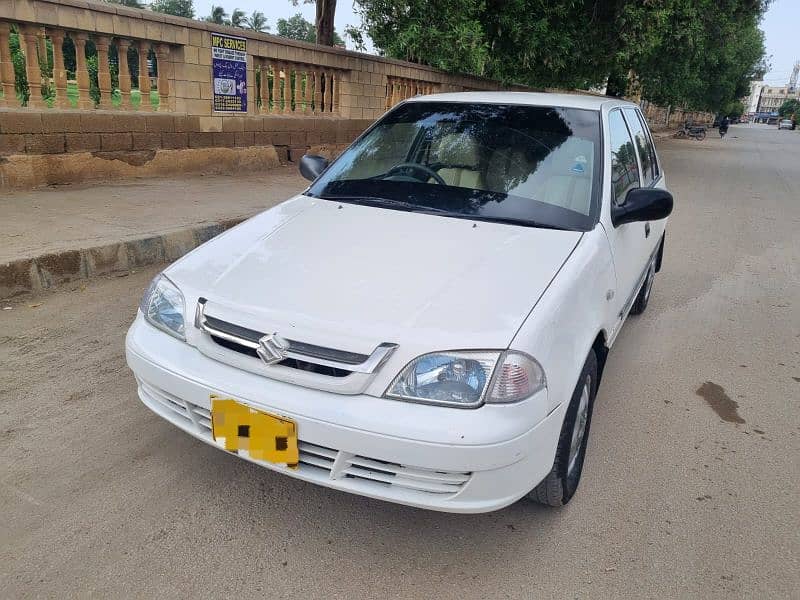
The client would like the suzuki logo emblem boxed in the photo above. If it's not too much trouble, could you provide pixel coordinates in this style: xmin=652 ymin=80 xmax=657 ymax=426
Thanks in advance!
xmin=257 ymin=333 xmax=289 ymax=365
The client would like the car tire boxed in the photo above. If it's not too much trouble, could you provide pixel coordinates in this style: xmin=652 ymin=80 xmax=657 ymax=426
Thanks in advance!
xmin=629 ymin=257 xmax=656 ymax=316
xmin=528 ymin=349 xmax=598 ymax=507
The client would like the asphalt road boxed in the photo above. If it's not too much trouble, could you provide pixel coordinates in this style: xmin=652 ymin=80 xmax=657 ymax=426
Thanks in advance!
xmin=1 ymin=123 xmax=798 ymax=599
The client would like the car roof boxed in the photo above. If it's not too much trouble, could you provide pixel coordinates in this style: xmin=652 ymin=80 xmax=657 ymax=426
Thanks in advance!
xmin=405 ymin=91 xmax=637 ymax=111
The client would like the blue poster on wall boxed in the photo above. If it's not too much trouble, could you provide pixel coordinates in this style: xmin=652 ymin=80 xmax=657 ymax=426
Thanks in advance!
xmin=211 ymin=33 xmax=247 ymax=112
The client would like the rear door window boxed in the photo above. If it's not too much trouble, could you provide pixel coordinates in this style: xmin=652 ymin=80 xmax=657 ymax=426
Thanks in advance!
xmin=608 ymin=110 xmax=640 ymax=205
xmin=622 ymin=108 xmax=656 ymax=187
xmin=636 ymin=110 xmax=660 ymax=181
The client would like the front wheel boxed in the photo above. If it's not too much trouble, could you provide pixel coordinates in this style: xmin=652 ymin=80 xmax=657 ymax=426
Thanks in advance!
xmin=528 ymin=350 xmax=598 ymax=507
xmin=695 ymin=129 xmax=707 ymax=140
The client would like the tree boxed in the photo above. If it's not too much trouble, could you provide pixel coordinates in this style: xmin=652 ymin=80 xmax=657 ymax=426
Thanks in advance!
xmin=277 ymin=13 xmax=316 ymax=42
xmin=204 ymin=5 xmax=229 ymax=25
xmin=150 ymin=0 xmax=194 ymax=18
xmin=290 ymin=0 xmax=337 ymax=46
xmin=230 ymin=8 xmax=247 ymax=27
xmin=277 ymin=13 xmax=344 ymax=45
xmin=104 ymin=0 xmax=146 ymax=8
xmin=778 ymin=98 xmax=800 ymax=118
xmin=352 ymin=0 xmax=770 ymax=111
xmin=245 ymin=11 xmax=270 ymax=32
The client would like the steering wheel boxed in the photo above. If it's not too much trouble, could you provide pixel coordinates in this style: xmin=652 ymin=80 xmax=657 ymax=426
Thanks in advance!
xmin=384 ymin=162 xmax=447 ymax=185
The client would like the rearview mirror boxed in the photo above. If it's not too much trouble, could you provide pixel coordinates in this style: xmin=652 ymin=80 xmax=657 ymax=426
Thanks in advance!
xmin=612 ymin=187 xmax=673 ymax=227
xmin=299 ymin=154 xmax=329 ymax=182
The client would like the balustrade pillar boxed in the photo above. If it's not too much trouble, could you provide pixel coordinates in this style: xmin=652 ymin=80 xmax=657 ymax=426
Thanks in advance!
xmin=0 ymin=23 xmax=14 ymax=106
xmin=330 ymin=71 xmax=338 ymax=114
xmin=94 ymin=35 xmax=112 ymax=109
xmin=155 ymin=44 xmax=170 ymax=111
xmin=292 ymin=65 xmax=301 ymax=113
xmin=280 ymin=64 xmax=290 ymax=114
xmin=313 ymin=70 xmax=321 ymax=114
xmin=270 ymin=62 xmax=280 ymax=113
xmin=117 ymin=39 xmax=131 ymax=109
xmin=73 ymin=33 xmax=92 ymax=109
xmin=259 ymin=61 xmax=269 ymax=113
xmin=48 ymin=29 xmax=68 ymax=108
xmin=21 ymin=25 xmax=44 ymax=107
xmin=303 ymin=68 xmax=311 ymax=114
xmin=137 ymin=41 xmax=151 ymax=110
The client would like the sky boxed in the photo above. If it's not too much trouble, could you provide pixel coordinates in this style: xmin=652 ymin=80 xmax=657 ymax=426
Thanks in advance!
xmin=193 ymin=0 xmax=798 ymax=86
xmin=759 ymin=0 xmax=798 ymax=87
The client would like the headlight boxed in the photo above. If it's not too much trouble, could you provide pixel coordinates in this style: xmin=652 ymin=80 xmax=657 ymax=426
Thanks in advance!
xmin=140 ymin=274 xmax=186 ymax=340
xmin=385 ymin=350 xmax=545 ymax=408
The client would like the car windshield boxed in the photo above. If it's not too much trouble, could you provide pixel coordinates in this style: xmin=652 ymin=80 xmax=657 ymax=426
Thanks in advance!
xmin=307 ymin=101 xmax=602 ymax=231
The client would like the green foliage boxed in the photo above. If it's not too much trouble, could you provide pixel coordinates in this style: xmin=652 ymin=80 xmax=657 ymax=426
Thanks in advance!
xmin=150 ymin=0 xmax=194 ymax=18
xmin=778 ymin=98 xmax=800 ymax=118
xmin=722 ymin=100 xmax=745 ymax=118
xmin=278 ymin=13 xmax=316 ymax=42
xmin=353 ymin=0 xmax=771 ymax=111
xmin=245 ymin=11 xmax=270 ymax=32
xmin=277 ymin=13 xmax=344 ymax=45
xmin=230 ymin=8 xmax=247 ymax=27
xmin=10 ymin=29 xmax=29 ymax=104
xmin=204 ymin=5 xmax=229 ymax=24
xmin=104 ymin=0 xmax=146 ymax=8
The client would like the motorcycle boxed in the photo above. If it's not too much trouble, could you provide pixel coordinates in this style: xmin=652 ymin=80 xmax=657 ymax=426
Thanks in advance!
xmin=674 ymin=122 xmax=707 ymax=141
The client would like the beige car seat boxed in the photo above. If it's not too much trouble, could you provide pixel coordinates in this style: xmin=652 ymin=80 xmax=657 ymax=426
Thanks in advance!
xmin=429 ymin=133 xmax=484 ymax=189
xmin=485 ymin=139 xmax=593 ymax=215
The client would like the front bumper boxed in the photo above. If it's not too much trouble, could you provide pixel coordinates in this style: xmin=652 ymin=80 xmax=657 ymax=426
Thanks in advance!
xmin=125 ymin=315 xmax=563 ymax=513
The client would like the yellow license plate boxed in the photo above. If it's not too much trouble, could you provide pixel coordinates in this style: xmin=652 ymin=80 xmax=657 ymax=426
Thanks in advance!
xmin=210 ymin=395 xmax=298 ymax=468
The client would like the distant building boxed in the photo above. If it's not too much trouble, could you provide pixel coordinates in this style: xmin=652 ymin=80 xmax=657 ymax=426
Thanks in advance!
xmin=757 ymin=85 xmax=799 ymax=113
xmin=746 ymin=81 xmax=764 ymax=114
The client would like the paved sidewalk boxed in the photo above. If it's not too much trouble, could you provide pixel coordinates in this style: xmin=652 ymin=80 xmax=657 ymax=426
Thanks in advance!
xmin=2 ymin=166 xmax=306 ymax=263
xmin=1 ymin=167 xmax=307 ymax=298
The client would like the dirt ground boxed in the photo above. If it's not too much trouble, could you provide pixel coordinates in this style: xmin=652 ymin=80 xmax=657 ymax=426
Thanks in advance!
xmin=1 ymin=124 xmax=798 ymax=598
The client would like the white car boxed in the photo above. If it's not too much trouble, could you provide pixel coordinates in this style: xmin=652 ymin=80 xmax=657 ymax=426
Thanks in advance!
xmin=126 ymin=92 xmax=672 ymax=513
xmin=778 ymin=119 xmax=793 ymax=130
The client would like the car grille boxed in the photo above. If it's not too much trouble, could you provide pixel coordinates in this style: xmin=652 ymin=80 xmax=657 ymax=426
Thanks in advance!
xmin=138 ymin=380 xmax=471 ymax=497
xmin=195 ymin=298 xmax=397 ymax=379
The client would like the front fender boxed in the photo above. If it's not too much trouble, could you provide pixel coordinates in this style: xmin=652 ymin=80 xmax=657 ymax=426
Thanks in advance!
xmin=510 ymin=226 xmax=616 ymax=415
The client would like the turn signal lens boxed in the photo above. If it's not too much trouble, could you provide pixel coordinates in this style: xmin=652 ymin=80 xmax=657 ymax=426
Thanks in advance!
xmin=487 ymin=352 xmax=546 ymax=403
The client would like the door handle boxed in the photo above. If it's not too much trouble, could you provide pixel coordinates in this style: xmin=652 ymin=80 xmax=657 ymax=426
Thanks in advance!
xmin=645 ymin=223 xmax=651 ymax=238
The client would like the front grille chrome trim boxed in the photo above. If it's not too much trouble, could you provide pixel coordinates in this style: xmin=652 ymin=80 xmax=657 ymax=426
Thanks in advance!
xmin=195 ymin=298 xmax=397 ymax=375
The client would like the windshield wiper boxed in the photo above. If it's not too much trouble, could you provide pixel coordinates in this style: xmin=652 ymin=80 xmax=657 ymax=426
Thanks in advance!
xmin=455 ymin=214 xmax=573 ymax=231
xmin=317 ymin=195 xmax=449 ymax=214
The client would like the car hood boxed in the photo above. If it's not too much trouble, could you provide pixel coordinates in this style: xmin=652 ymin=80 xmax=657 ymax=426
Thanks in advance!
xmin=167 ymin=196 xmax=582 ymax=356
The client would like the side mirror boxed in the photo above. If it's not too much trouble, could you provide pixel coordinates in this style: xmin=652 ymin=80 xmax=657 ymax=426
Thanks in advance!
xmin=299 ymin=154 xmax=329 ymax=182
xmin=612 ymin=187 xmax=673 ymax=227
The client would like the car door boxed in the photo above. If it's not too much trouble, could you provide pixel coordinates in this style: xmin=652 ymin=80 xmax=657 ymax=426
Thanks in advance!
xmin=602 ymin=108 xmax=655 ymax=323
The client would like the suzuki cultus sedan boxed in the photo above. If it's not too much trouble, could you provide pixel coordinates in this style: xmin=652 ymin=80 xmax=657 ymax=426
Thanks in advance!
xmin=127 ymin=92 xmax=672 ymax=512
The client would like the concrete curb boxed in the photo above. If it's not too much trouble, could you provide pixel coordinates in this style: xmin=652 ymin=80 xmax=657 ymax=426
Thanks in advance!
xmin=0 ymin=217 xmax=245 ymax=299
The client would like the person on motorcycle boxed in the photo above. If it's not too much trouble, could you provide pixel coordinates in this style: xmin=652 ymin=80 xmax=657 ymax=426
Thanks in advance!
xmin=719 ymin=115 xmax=730 ymax=137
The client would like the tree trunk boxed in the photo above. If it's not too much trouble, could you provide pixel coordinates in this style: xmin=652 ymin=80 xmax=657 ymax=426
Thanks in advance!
xmin=315 ymin=0 xmax=336 ymax=46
